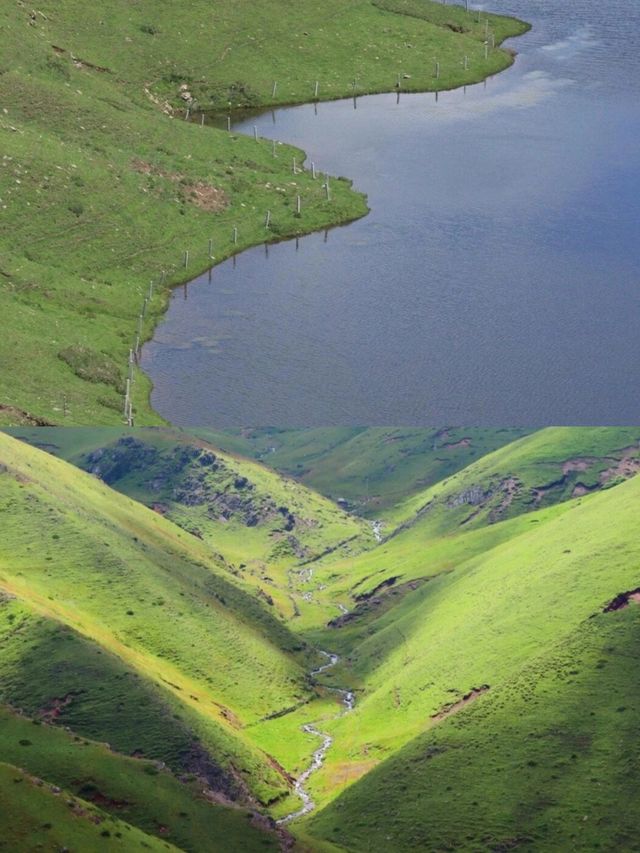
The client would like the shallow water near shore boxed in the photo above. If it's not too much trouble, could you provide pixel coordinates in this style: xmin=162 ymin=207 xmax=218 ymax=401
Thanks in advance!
xmin=143 ymin=0 xmax=640 ymax=426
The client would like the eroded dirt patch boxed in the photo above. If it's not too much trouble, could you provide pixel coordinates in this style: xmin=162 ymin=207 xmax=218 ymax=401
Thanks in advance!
xmin=599 ymin=448 xmax=640 ymax=484
xmin=603 ymin=588 xmax=640 ymax=613
xmin=0 ymin=404 xmax=54 ymax=426
xmin=328 ymin=576 xmax=429 ymax=628
xmin=39 ymin=691 xmax=83 ymax=722
xmin=430 ymin=685 xmax=490 ymax=722
xmin=131 ymin=159 xmax=228 ymax=211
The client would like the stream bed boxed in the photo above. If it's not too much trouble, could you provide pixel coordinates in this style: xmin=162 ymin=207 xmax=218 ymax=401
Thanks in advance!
xmin=277 ymin=651 xmax=354 ymax=825
xmin=143 ymin=0 xmax=640 ymax=426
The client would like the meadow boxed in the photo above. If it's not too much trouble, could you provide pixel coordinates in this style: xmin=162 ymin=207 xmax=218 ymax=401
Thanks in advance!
xmin=1 ymin=427 xmax=639 ymax=850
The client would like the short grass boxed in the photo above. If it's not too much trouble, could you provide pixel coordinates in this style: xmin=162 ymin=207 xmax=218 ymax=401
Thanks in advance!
xmin=0 ymin=762 xmax=178 ymax=852
xmin=1 ymin=1 xmax=528 ymax=425
xmin=4 ymin=427 xmax=639 ymax=851
xmin=6 ymin=426 xmax=373 ymax=618
xmin=268 ymin=427 xmax=640 ymax=629
xmin=294 ymin=472 xmax=640 ymax=820
xmin=0 ymin=705 xmax=278 ymax=852
xmin=195 ymin=427 xmax=530 ymax=518
xmin=0 ymin=431 xmax=317 ymax=804
xmin=308 ymin=607 xmax=640 ymax=851
xmin=381 ymin=426 xmax=640 ymax=530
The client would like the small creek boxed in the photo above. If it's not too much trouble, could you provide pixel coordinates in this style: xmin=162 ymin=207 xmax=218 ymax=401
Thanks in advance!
xmin=277 ymin=650 xmax=355 ymax=825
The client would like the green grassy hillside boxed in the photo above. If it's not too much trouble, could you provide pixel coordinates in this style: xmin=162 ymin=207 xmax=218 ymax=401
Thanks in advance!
xmin=195 ymin=427 xmax=530 ymax=517
xmin=2 ymin=427 xmax=639 ymax=850
xmin=0 ymin=705 xmax=278 ymax=852
xmin=262 ymin=427 xmax=640 ymax=628
xmin=0 ymin=1 xmax=528 ymax=426
xmin=308 ymin=604 xmax=640 ymax=851
xmin=6 ymin=426 xmax=372 ymax=617
xmin=382 ymin=426 xmax=640 ymax=531
xmin=292 ymin=451 xmax=640 ymax=840
xmin=0 ymin=761 xmax=179 ymax=853
xmin=0 ymin=430 xmax=318 ymax=810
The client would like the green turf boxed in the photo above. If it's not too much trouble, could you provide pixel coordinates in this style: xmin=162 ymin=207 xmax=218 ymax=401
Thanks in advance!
xmin=0 ymin=430 xmax=319 ymax=806
xmin=308 ymin=607 xmax=640 ymax=851
xmin=5 ymin=426 xmax=373 ymax=618
xmin=0 ymin=705 xmax=278 ymax=852
xmin=1 ymin=1 xmax=528 ymax=425
xmin=2 ymin=427 xmax=639 ymax=851
xmin=194 ymin=427 xmax=531 ymax=518
xmin=0 ymin=761 xmax=180 ymax=853
xmin=291 ymin=456 xmax=640 ymax=826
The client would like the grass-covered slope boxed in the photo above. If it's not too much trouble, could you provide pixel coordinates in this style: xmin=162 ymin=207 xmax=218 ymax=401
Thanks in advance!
xmin=195 ymin=427 xmax=530 ymax=517
xmin=0 ymin=431 xmax=314 ymax=806
xmin=273 ymin=427 xmax=640 ymax=628
xmin=296 ymin=471 xmax=640 ymax=837
xmin=308 ymin=605 xmax=640 ymax=851
xmin=381 ymin=426 xmax=640 ymax=532
xmin=6 ymin=426 xmax=372 ymax=617
xmin=3 ymin=426 xmax=638 ymax=850
xmin=0 ymin=705 xmax=278 ymax=852
xmin=0 ymin=761 xmax=179 ymax=853
xmin=8 ymin=0 xmax=528 ymax=112
xmin=0 ymin=34 xmax=365 ymax=426
xmin=0 ymin=1 xmax=528 ymax=426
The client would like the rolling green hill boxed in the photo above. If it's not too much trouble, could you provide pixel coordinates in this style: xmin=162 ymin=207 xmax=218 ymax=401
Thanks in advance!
xmin=193 ymin=427 xmax=531 ymax=518
xmin=0 ymin=1 xmax=528 ymax=426
xmin=1 ymin=426 xmax=639 ymax=850
xmin=5 ymin=426 xmax=373 ymax=618
xmin=0 ymin=429 xmax=323 ymax=830
xmin=0 ymin=704 xmax=278 ymax=852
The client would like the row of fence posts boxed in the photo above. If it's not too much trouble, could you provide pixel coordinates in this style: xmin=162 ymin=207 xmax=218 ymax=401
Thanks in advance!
xmin=124 ymin=270 xmax=166 ymax=426
xmin=131 ymin=9 xmax=496 ymax=423
xmin=185 ymin=24 xmax=496 ymax=122
xmin=122 ymin=155 xmax=334 ymax=424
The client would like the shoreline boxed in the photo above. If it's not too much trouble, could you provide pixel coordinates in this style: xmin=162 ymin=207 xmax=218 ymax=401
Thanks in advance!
xmin=140 ymin=22 xmax=530 ymax=425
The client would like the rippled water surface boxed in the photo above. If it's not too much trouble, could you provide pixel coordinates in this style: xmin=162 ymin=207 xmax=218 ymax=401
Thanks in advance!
xmin=144 ymin=0 xmax=640 ymax=425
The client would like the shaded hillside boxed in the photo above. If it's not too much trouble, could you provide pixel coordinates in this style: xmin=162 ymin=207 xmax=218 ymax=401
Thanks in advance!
xmin=2 ymin=427 xmax=639 ymax=851
xmin=0 ymin=431 xmax=312 ymax=809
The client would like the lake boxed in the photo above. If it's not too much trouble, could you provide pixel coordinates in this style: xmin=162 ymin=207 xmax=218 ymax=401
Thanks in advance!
xmin=143 ymin=0 xmax=640 ymax=426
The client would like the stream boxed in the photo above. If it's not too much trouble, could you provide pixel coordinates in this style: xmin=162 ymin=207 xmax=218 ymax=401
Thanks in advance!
xmin=277 ymin=651 xmax=355 ymax=825
xmin=143 ymin=0 xmax=640 ymax=426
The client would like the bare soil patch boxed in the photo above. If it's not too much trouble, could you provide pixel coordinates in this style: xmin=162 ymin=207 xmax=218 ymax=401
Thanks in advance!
xmin=603 ymin=588 xmax=640 ymax=613
xmin=430 ymin=685 xmax=490 ymax=722
xmin=131 ymin=159 xmax=228 ymax=211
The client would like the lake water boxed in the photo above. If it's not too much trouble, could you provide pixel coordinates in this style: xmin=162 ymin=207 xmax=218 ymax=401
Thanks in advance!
xmin=143 ymin=0 xmax=640 ymax=426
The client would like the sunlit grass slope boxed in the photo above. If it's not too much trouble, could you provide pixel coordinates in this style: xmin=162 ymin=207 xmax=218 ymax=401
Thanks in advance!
xmin=0 ymin=9 xmax=364 ymax=426
xmin=8 ymin=0 xmax=528 ymax=111
xmin=6 ymin=426 xmax=372 ymax=617
xmin=381 ymin=426 xmax=640 ymax=531
xmin=0 ymin=1 xmax=527 ymax=426
xmin=0 ymin=762 xmax=179 ymax=853
xmin=297 ymin=472 xmax=640 ymax=823
xmin=309 ymin=604 xmax=640 ymax=851
xmin=278 ymin=427 xmax=640 ymax=627
xmin=195 ymin=427 xmax=530 ymax=517
xmin=0 ymin=431 xmax=314 ymax=805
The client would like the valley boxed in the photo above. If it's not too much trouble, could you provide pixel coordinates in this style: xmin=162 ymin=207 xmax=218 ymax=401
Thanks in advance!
xmin=1 ymin=426 xmax=639 ymax=850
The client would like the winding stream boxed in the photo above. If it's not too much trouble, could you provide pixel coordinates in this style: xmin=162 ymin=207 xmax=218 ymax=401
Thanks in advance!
xmin=144 ymin=0 xmax=640 ymax=426
xmin=277 ymin=651 xmax=355 ymax=825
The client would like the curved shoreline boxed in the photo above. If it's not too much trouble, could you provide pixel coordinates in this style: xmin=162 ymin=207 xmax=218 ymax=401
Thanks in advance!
xmin=140 ymin=19 xmax=530 ymax=425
